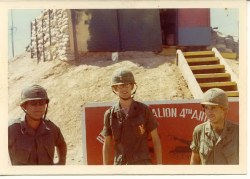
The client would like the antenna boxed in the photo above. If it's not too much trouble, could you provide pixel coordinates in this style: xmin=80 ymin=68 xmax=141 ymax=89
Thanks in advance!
xmin=10 ymin=10 xmax=17 ymax=58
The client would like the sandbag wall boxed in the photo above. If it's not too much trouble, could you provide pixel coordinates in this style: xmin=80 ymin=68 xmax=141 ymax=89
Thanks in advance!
xmin=30 ymin=9 xmax=74 ymax=62
xmin=209 ymin=29 xmax=239 ymax=58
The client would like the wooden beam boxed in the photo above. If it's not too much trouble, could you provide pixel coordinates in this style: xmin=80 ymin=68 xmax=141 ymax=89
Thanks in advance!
xmin=194 ymin=73 xmax=230 ymax=79
xmin=220 ymin=52 xmax=237 ymax=60
xmin=212 ymin=48 xmax=239 ymax=85
xmin=177 ymin=50 xmax=204 ymax=99
xmin=190 ymin=64 xmax=225 ymax=71
xmin=183 ymin=51 xmax=215 ymax=58
xmin=71 ymin=10 xmax=79 ymax=61
xmin=199 ymin=81 xmax=237 ymax=88
xmin=226 ymin=91 xmax=239 ymax=97
xmin=186 ymin=57 xmax=219 ymax=63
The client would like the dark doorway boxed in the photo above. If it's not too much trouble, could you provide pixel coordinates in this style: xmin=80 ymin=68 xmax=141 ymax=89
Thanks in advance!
xmin=160 ymin=9 xmax=178 ymax=46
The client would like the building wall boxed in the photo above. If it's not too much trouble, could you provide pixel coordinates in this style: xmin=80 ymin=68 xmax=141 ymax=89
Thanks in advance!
xmin=29 ymin=9 xmax=218 ymax=61
xmin=118 ymin=9 xmax=162 ymax=51
xmin=178 ymin=9 xmax=210 ymax=27
xmin=30 ymin=9 xmax=74 ymax=61
xmin=30 ymin=9 xmax=162 ymax=61
xmin=76 ymin=10 xmax=120 ymax=52
xmin=73 ymin=9 xmax=162 ymax=53
xmin=68 ymin=10 xmax=74 ymax=55
xmin=177 ymin=9 xmax=211 ymax=46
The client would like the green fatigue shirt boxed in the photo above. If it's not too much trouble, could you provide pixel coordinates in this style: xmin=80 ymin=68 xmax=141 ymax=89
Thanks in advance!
xmin=102 ymin=100 xmax=158 ymax=165
xmin=8 ymin=116 xmax=67 ymax=165
xmin=190 ymin=120 xmax=239 ymax=164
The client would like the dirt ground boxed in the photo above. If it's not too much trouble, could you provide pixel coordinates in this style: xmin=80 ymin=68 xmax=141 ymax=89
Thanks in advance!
xmin=8 ymin=51 xmax=238 ymax=164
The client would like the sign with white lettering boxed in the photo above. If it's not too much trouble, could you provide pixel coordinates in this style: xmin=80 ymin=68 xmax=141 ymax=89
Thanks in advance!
xmin=82 ymin=99 xmax=239 ymax=165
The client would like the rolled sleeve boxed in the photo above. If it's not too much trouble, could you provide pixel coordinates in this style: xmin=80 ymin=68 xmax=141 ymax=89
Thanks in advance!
xmin=101 ymin=109 xmax=112 ymax=136
xmin=146 ymin=106 xmax=158 ymax=133
xmin=190 ymin=126 xmax=200 ymax=153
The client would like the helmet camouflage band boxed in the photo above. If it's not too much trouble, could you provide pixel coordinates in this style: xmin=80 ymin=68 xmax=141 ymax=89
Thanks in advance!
xmin=201 ymin=88 xmax=228 ymax=109
xmin=20 ymin=84 xmax=49 ymax=105
xmin=111 ymin=68 xmax=136 ymax=86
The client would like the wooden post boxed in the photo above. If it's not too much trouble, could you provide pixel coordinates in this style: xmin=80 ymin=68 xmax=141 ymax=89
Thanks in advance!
xmin=10 ymin=10 xmax=15 ymax=58
xmin=49 ymin=9 xmax=51 ymax=46
xmin=71 ymin=9 xmax=79 ymax=61
xmin=35 ymin=19 xmax=40 ymax=63
xmin=30 ymin=22 xmax=33 ymax=58
xmin=42 ymin=18 xmax=46 ymax=62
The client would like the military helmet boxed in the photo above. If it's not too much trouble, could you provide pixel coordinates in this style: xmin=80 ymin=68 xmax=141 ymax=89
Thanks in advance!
xmin=201 ymin=88 xmax=228 ymax=108
xmin=20 ymin=84 xmax=49 ymax=105
xmin=111 ymin=68 xmax=136 ymax=86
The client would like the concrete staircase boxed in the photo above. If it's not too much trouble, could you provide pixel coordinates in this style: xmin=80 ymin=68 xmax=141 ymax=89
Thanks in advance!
xmin=177 ymin=48 xmax=239 ymax=99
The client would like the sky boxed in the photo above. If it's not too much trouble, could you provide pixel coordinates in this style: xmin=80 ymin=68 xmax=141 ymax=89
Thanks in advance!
xmin=210 ymin=8 xmax=239 ymax=39
xmin=8 ymin=8 xmax=239 ymax=59
xmin=8 ymin=9 xmax=42 ymax=59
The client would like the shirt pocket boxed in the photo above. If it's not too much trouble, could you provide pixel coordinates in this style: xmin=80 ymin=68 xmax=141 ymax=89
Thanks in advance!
xmin=14 ymin=139 xmax=33 ymax=164
xmin=111 ymin=118 xmax=123 ymax=142
xmin=40 ymin=134 xmax=55 ymax=161
xmin=131 ymin=115 xmax=146 ymax=138
xmin=199 ymin=140 xmax=212 ymax=164
xmin=222 ymin=139 xmax=238 ymax=164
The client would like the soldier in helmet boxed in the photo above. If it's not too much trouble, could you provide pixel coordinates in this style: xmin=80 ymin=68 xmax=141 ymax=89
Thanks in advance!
xmin=8 ymin=84 xmax=67 ymax=165
xmin=102 ymin=68 xmax=162 ymax=165
xmin=190 ymin=88 xmax=239 ymax=164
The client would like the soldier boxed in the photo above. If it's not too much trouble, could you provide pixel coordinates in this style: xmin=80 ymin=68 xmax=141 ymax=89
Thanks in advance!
xmin=8 ymin=84 xmax=67 ymax=165
xmin=102 ymin=68 xmax=162 ymax=165
xmin=190 ymin=88 xmax=239 ymax=164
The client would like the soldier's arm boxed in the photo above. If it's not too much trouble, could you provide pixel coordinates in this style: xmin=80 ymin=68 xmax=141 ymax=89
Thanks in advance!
xmin=151 ymin=128 xmax=162 ymax=164
xmin=53 ymin=123 xmax=67 ymax=165
xmin=8 ymin=126 xmax=16 ymax=164
xmin=102 ymin=108 xmax=113 ymax=165
xmin=103 ymin=136 xmax=112 ymax=165
xmin=56 ymin=139 xmax=67 ymax=165
xmin=190 ymin=151 xmax=201 ymax=164
xmin=190 ymin=124 xmax=202 ymax=165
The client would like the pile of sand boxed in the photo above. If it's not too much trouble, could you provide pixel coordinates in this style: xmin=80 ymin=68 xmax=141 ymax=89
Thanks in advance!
xmin=8 ymin=51 xmax=238 ymax=164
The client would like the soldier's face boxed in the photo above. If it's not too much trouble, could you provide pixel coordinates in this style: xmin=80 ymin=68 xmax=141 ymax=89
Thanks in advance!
xmin=114 ymin=83 xmax=133 ymax=99
xmin=22 ymin=100 xmax=47 ymax=120
xmin=204 ymin=105 xmax=227 ymax=124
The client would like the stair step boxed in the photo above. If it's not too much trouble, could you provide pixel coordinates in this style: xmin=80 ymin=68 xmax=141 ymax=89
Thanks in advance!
xmin=195 ymin=73 xmax=231 ymax=83
xmin=190 ymin=64 xmax=225 ymax=74
xmin=186 ymin=57 xmax=219 ymax=65
xmin=183 ymin=51 xmax=215 ymax=58
xmin=190 ymin=64 xmax=225 ymax=70
xmin=220 ymin=52 xmax=237 ymax=60
xmin=225 ymin=91 xmax=239 ymax=97
xmin=200 ymin=81 xmax=237 ymax=88
xmin=199 ymin=81 xmax=238 ymax=92
xmin=195 ymin=73 xmax=230 ymax=79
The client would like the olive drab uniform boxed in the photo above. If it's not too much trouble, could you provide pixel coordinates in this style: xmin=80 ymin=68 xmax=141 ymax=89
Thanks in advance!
xmin=102 ymin=100 xmax=158 ymax=165
xmin=190 ymin=120 xmax=239 ymax=164
xmin=8 ymin=116 xmax=67 ymax=165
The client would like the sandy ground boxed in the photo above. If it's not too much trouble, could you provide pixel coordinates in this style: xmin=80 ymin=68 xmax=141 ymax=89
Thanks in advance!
xmin=8 ymin=51 xmax=238 ymax=165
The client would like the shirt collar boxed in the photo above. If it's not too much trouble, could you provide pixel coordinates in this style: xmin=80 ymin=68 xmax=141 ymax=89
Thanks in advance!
xmin=220 ymin=120 xmax=234 ymax=138
xmin=113 ymin=99 xmax=136 ymax=112
xmin=204 ymin=120 xmax=231 ymax=139
xmin=20 ymin=115 xmax=51 ymax=135
xmin=113 ymin=100 xmax=139 ymax=120
xmin=204 ymin=121 xmax=212 ymax=135
xmin=113 ymin=102 xmax=122 ymax=113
